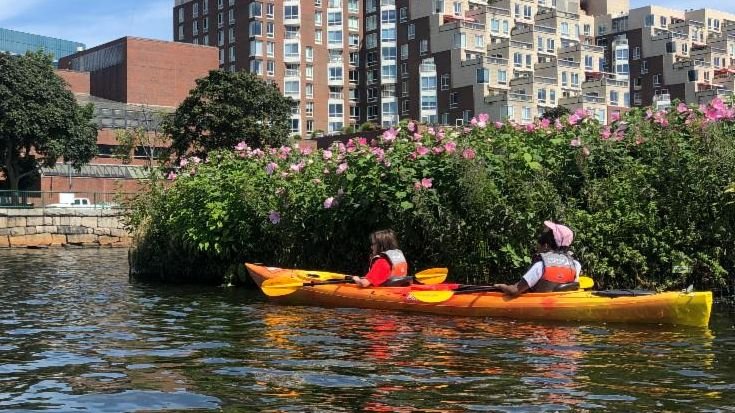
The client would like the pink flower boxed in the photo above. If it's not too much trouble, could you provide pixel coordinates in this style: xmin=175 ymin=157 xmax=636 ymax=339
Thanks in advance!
xmin=383 ymin=127 xmax=398 ymax=142
xmin=463 ymin=127 xmax=472 ymax=133
xmin=610 ymin=112 xmax=621 ymax=122
xmin=436 ymin=130 xmax=445 ymax=140
xmin=427 ymin=127 xmax=436 ymax=136
xmin=415 ymin=145 xmax=430 ymax=157
xmin=525 ymin=124 xmax=536 ymax=133
xmin=265 ymin=162 xmax=278 ymax=175
xmin=444 ymin=141 xmax=457 ymax=154
xmin=358 ymin=137 xmax=368 ymax=145
xmin=570 ymin=137 xmax=582 ymax=147
xmin=462 ymin=148 xmax=476 ymax=160
xmin=251 ymin=148 xmax=264 ymax=158
xmin=179 ymin=158 xmax=188 ymax=168
xmin=554 ymin=119 xmax=563 ymax=130
xmin=413 ymin=133 xmax=423 ymax=141
xmin=290 ymin=161 xmax=305 ymax=173
xmin=166 ymin=171 xmax=177 ymax=180
xmin=336 ymin=162 xmax=348 ymax=174
xmin=568 ymin=113 xmax=582 ymax=126
xmin=421 ymin=178 xmax=433 ymax=189
xmin=432 ymin=146 xmax=445 ymax=154
xmin=470 ymin=117 xmax=478 ymax=126
xmin=645 ymin=109 xmax=654 ymax=120
xmin=408 ymin=121 xmax=417 ymax=132
xmin=600 ymin=126 xmax=612 ymax=140
xmin=323 ymin=150 xmax=333 ymax=160
xmin=191 ymin=156 xmax=202 ymax=164
xmin=677 ymin=102 xmax=690 ymax=114
xmin=494 ymin=121 xmax=504 ymax=129
xmin=235 ymin=141 xmax=248 ymax=151
xmin=371 ymin=147 xmax=385 ymax=161
xmin=268 ymin=211 xmax=281 ymax=224
xmin=539 ymin=118 xmax=551 ymax=129
xmin=300 ymin=147 xmax=313 ymax=156
xmin=477 ymin=113 xmax=490 ymax=128
xmin=323 ymin=197 xmax=335 ymax=209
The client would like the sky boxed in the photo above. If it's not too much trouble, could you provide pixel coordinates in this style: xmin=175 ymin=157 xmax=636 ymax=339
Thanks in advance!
xmin=0 ymin=0 xmax=734 ymax=49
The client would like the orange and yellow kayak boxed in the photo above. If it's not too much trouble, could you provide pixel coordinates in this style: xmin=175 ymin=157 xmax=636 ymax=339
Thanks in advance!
xmin=245 ymin=263 xmax=713 ymax=327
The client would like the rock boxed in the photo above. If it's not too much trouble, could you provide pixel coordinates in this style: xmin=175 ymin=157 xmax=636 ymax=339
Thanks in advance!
xmin=57 ymin=226 xmax=89 ymax=235
xmin=26 ymin=217 xmax=44 ymax=226
xmin=9 ymin=234 xmax=54 ymax=247
xmin=98 ymin=236 xmax=119 ymax=246
xmin=81 ymin=217 xmax=98 ymax=228
xmin=7 ymin=217 xmax=26 ymax=227
xmin=51 ymin=235 xmax=67 ymax=246
xmin=9 ymin=227 xmax=26 ymax=236
xmin=0 ymin=235 xmax=8 ymax=248
xmin=66 ymin=234 xmax=98 ymax=245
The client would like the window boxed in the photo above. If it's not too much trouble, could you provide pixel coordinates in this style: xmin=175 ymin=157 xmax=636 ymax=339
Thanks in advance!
xmin=329 ymin=103 xmax=344 ymax=118
xmin=382 ymin=10 xmax=396 ymax=24
xmin=547 ymin=38 xmax=555 ymax=52
xmin=421 ymin=75 xmax=437 ymax=91
xmin=367 ymin=33 xmax=377 ymax=49
xmin=453 ymin=1 xmax=462 ymax=16
xmin=250 ymin=2 xmax=261 ymax=17
xmin=306 ymin=83 xmax=314 ymax=98
xmin=266 ymin=41 xmax=274 ymax=57
xmin=475 ymin=34 xmax=484 ymax=48
xmin=450 ymin=92 xmax=458 ymax=107
xmin=402 ymin=100 xmax=410 ymax=113
xmin=328 ymin=11 xmax=342 ymax=26
xmin=284 ymin=43 xmax=299 ymax=58
xmin=660 ymin=16 xmax=667 ymax=27
xmin=401 ymin=44 xmax=408 ymax=60
xmin=178 ymin=7 xmax=184 ymax=23
xmin=562 ymin=71 xmax=568 ymax=86
xmin=644 ymin=14 xmax=654 ymax=27
xmin=522 ymin=107 xmax=531 ymax=121
xmin=560 ymin=22 xmax=569 ymax=36
xmin=513 ymin=52 xmax=522 ymax=67
xmin=383 ymin=101 xmax=397 ymax=115
xmin=382 ymin=64 xmax=397 ymax=80
xmin=537 ymin=88 xmax=546 ymax=103
xmin=315 ymin=30 xmax=322 ymax=44
xmin=266 ymin=60 xmax=275 ymax=75
xmin=571 ymin=73 xmax=579 ymax=87
xmin=229 ymin=46 xmax=236 ymax=61
xmin=249 ymin=21 xmax=262 ymax=37
xmin=306 ymin=120 xmax=314 ymax=132
xmin=349 ymin=34 xmax=359 ymax=47
xmin=421 ymin=95 xmax=437 ymax=111
xmin=315 ymin=12 xmax=323 ymax=26
xmin=328 ymin=30 xmax=343 ymax=45
xmin=633 ymin=46 xmax=640 ymax=60
xmin=266 ymin=3 xmax=274 ymax=17
xmin=178 ymin=25 xmax=184 ymax=40
xmin=476 ymin=68 xmax=489 ymax=83
xmin=653 ymin=74 xmax=661 ymax=85
xmin=193 ymin=20 xmax=199 ymax=35
xmin=349 ymin=16 xmax=359 ymax=31
xmin=382 ymin=28 xmax=396 ymax=41
xmin=610 ymin=90 xmax=619 ymax=105
xmin=420 ymin=40 xmax=428 ymax=54
xmin=523 ymin=5 xmax=532 ymax=19
xmin=550 ymin=89 xmax=556 ymax=104
xmin=366 ymin=15 xmax=377 ymax=31
xmin=285 ymin=5 xmax=299 ymax=20
xmin=250 ymin=59 xmax=262 ymax=74
xmin=492 ymin=19 xmax=500 ymax=33
xmin=497 ymin=69 xmax=507 ymax=84
xmin=382 ymin=46 xmax=397 ymax=61
xmin=290 ymin=119 xmax=300 ymax=134
xmin=193 ymin=3 xmax=199 ymax=17
xmin=408 ymin=24 xmax=415 ymax=40
xmin=441 ymin=73 xmax=450 ymax=90
xmin=585 ymin=55 xmax=593 ymax=70
xmin=348 ymin=0 xmax=359 ymax=13
xmin=400 ymin=7 xmax=408 ymax=22
xmin=329 ymin=67 xmax=343 ymax=81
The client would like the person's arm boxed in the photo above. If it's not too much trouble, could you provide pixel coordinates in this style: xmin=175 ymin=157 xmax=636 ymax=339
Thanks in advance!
xmin=352 ymin=258 xmax=391 ymax=288
xmin=493 ymin=279 xmax=530 ymax=297
xmin=494 ymin=262 xmax=542 ymax=297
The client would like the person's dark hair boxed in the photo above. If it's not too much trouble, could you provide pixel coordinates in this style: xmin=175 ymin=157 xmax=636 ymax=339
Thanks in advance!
xmin=370 ymin=229 xmax=399 ymax=256
xmin=538 ymin=229 xmax=560 ymax=250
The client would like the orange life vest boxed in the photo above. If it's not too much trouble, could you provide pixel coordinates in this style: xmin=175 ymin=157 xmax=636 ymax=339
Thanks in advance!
xmin=372 ymin=249 xmax=408 ymax=277
xmin=540 ymin=252 xmax=576 ymax=284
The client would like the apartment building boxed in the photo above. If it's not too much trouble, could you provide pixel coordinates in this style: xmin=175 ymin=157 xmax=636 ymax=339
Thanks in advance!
xmin=173 ymin=0 xmax=362 ymax=136
xmin=173 ymin=0 xmax=637 ymax=130
xmin=591 ymin=1 xmax=735 ymax=109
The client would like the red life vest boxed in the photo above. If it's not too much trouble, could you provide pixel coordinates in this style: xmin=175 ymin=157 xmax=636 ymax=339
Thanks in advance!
xmin=540 ymin=252 xmax=576 ymax=284
xmin=372 ymin=249 xmax=408 ymax=277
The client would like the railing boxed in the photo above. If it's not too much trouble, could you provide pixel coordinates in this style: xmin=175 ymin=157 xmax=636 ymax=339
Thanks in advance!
xmin=0 ymin=191 xmax=136 ymax=209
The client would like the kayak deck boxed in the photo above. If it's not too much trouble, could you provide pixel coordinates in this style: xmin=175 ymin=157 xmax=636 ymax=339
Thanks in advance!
xmin=245 ymin=264 xmax=713 ymax=327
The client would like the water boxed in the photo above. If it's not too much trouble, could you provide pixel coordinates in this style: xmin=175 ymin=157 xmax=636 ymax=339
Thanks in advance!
xmin=0 ymin=249 xmax=734 ymax=412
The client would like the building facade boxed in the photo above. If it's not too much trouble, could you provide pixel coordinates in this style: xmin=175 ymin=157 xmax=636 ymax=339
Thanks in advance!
xmin=172 ymin=0 xmax=735 ymax=130
xmin=45 ymin=37 xmax=219 ymax=193
xmin=174 ymin=0 xmax=362 ymax=136
xmin=591 ymin=1 xmax=735 ymax=109
xmin=0 ymin=27 xmax=85 ymax=66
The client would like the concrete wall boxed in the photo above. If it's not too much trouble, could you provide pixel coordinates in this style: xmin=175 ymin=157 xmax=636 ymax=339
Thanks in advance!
xmin=0 ymin=209 xmax=131 ymax=248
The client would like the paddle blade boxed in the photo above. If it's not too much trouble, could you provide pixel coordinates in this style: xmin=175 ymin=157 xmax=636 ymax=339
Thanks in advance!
xmin=261 ymin=276 xmax=306 ymax=297
xmin=414 ymin=267 xmax=448 ymax=285
xmin=407 ymin=290 xmax=454 ymax=303
xmin=579 ymin=276 xmax=594 ymax=290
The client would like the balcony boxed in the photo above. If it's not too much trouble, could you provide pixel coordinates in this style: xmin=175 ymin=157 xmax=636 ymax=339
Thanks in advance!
xmin=284 ymin=15 xmax=300 ymax=26
xmin=285 ymin=69 xmax=300 ymax=78
xmin=328 ymin=77 xmax=344 ymax=86
xmin=420 ymin=63 xmax=437 ymax=72
xmin=284 ymin=53 xmax=301 ymax=63
xmin=329 ymin=92 xmax=344 ymax=100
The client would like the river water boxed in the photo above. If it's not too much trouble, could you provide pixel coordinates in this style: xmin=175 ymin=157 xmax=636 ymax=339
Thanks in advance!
xmin=0 ymin=249 xmax=733 ymax=412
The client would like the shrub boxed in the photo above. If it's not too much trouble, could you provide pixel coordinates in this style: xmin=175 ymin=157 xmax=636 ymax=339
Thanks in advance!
xmin=128 ymin=104 xmax=735 ymax=290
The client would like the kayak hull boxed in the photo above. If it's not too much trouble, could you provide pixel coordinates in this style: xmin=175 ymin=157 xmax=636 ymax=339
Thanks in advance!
xmin=245 ymin=264 xmax=713 ymax=327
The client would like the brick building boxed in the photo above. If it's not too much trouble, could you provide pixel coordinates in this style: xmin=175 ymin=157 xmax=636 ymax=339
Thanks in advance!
xmin=44 ymin=37 xmax=219 ymax=195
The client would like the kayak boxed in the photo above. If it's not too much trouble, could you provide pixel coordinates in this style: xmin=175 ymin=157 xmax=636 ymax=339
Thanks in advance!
xmin=245 ymin=263 xmax=713 ymax=327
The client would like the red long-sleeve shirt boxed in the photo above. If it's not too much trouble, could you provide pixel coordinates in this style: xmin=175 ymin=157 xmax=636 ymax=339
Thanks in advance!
xmin=364 ymin=257 xmax=392 ymax=286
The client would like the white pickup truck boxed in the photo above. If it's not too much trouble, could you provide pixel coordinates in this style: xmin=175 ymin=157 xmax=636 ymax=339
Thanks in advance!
xmin=46 ymin=193 xmax=95 ymax=208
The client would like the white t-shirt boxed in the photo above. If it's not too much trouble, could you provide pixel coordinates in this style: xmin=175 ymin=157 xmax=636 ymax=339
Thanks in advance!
xmin=522 ymin=260 xmax=582 ymax=289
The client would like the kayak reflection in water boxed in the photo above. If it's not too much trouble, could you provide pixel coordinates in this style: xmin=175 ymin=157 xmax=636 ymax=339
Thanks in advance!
xmin=352 ymin=229 xmax=412 ymax=288
xmin=494 ymin=221 xmax=582 ymax=296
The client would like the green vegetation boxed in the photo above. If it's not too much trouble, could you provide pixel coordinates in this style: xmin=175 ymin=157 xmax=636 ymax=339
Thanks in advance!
xmin=163 ymin=70 xmax=295 ymax=158
xmin=0 ymin=51 xmax=97 ymax=190
xmin=127 ymin=102 xmax=735 ymax=290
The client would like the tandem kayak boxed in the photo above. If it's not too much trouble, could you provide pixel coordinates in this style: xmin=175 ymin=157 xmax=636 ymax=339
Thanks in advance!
xmin=245 ymin=264 xmax=713 ymax=327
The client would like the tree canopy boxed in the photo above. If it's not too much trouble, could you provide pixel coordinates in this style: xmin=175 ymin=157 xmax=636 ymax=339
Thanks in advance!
xmin=164 ymin=70 xmax=295 ymax=157
xmin=0 ymin=51 xmax=98 ymax=190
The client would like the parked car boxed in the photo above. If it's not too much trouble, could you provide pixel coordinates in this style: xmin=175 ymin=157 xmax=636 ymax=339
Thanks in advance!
xmin=46 ymin=197 xmax=95 ymax=208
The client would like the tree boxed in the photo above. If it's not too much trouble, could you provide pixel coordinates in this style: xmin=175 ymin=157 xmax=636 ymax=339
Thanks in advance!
xmin=164 ymin=70 xmax=295 ymax=157
xmin=114 ymin=105 xmax=168 ymax=170
xmin=541 ymin=105 xmax=571 ymax=121
xmin=0 ymin=51 xmax=98 ymax=190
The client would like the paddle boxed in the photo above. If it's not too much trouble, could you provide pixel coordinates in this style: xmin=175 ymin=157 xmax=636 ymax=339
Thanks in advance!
xmin=296 ymin=267 xmax=448 ymax=285
xmin=261 ymin=267 xmax=450 ymax=297
xmin=408 ymin=277 xmax=596 ymax=303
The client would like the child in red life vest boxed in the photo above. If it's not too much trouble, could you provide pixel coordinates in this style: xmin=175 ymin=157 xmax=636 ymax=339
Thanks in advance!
xmin=352 ymin=229 xmax=410 ymax=287
xmin=494 ymin=221 xmax=581 ymax=296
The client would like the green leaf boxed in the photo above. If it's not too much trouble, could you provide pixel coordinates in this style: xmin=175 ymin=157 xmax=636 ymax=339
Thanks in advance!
xmin=400 ymin=201 xmax=414 ymax=210
xmin=528 ymin=161 xmax=542 ymax=171
xmin=523 ymin=153 xmax=533 ymax=162
xmin=396 ymin=191 xmax=407 ymax=199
